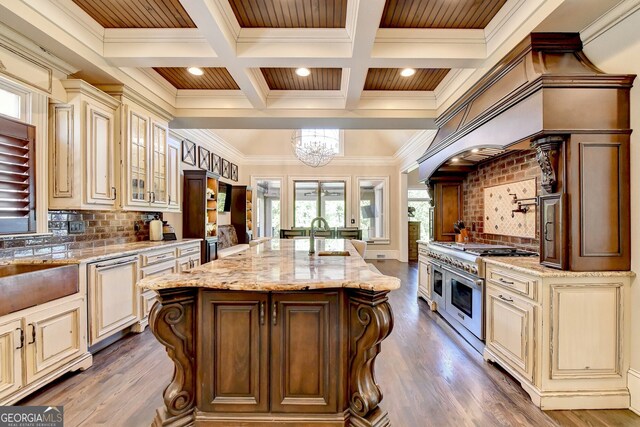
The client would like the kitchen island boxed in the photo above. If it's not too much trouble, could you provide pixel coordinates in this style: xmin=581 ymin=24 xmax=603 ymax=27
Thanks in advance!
xmin=139 ymin=239 xmax=401 ymax=427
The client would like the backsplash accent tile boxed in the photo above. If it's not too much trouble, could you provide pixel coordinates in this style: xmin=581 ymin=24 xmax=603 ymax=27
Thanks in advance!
xmin=483 ymin=178 xmax=536 ymax=238
xmin=0 ymin=210 xmax=161 ymax=258
xmin=463 ymin=150 xmax=541 ymax=252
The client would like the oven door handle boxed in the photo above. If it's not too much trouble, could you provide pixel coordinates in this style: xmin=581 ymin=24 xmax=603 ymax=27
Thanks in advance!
xmin=441 ymin=265 xmax=480 ymax=284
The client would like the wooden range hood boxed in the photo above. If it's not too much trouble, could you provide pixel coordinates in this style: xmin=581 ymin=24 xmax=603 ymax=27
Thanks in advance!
xmin=418 ymin=33 xmax=635 ymax=271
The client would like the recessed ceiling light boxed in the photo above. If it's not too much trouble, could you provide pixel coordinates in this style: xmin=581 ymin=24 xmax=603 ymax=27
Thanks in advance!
xmin=451 ymin=157 xmax=459 ymax=162
xmin=296 ymin=68 xmax=311 ymax=77
xmin=187 ymin=67 xmax=204 ymax=76
xmin=400 ymin=68 xmax=416 ymax=77
xmin=471 ymin=148 xmax=480 ymax=153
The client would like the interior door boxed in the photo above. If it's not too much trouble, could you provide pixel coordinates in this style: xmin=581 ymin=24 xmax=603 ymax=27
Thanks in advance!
xmin=199 ymin=292 xmax=269 ymax=413
xmin=270 ymin=292 xmax=339 ymax=414
xmin=0 ymin=318 xmax=23 ymax=400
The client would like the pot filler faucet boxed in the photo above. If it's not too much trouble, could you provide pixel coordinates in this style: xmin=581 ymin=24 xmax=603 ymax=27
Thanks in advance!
xmin=309 ymin=217 xmax=329 ymax=255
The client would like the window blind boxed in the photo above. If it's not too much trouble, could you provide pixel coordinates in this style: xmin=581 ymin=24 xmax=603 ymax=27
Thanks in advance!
xmin=0 ymin=115 xmax=35 ymax=234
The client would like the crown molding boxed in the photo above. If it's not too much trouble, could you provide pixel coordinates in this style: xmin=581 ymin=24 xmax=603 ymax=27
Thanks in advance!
xmin=171 ymin=128 xmax=245 ymax=165
xmin=394 ymin=130 xmax=437 ymax=171
xmin=0 ymin=22 xmax=78 ymax=76
xmin=581 ymin=0 xmax=640 ymax=45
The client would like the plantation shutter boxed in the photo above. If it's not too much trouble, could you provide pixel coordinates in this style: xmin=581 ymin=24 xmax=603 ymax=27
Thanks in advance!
xmin=0 ymin=114 xmax=35 ymax=234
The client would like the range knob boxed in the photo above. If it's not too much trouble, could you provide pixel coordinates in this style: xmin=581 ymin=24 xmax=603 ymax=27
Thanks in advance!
xmin=471 ymin=266 xmax=478 ymax=275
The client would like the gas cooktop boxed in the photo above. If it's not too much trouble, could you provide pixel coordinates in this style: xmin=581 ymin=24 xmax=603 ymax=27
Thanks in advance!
xmin=431 ymin=242 xmax=538 ymax=257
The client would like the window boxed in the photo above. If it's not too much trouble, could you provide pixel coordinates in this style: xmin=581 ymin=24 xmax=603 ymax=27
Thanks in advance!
xmin=294 ymin=181 xmax=346 ymax=228
xmin=408 ymin=188 xmax=430 ymax=240
xmin=0 ymin=80 xmax=29 ymax=121
xmin=0 ymin=114 xmax=35 ymax=234
xmin=357 ymin=177 xmax=389 ymax=241
xmin=255 ymin=179 xmax=281 ymax=238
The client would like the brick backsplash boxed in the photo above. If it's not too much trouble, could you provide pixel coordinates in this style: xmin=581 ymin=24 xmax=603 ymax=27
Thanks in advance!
xmin=0 ymin=210 xmax=161 ymax=259
xmin=462 ymin=150 xmax=541 ymax=252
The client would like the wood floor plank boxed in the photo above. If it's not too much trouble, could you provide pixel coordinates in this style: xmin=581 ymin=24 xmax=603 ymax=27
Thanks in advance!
xmin=19 ymin=260 xmax=640 ymax=426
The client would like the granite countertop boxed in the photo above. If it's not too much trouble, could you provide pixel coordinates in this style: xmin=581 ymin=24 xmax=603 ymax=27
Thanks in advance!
xmin=3 ymin=239 xmax=202 ymax=265
xmin=139 ymin=239 xmax=401 ymax=292
xmin=484 ymin=256 xmax=635 ymax=278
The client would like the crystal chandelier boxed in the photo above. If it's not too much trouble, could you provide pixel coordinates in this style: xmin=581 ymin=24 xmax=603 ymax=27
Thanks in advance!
xmin=291 ymin=129 xmax=339 ymax=167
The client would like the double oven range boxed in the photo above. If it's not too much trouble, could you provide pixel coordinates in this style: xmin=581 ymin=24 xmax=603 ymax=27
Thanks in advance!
xmin=426 ymin=242 xmax=536 ymax=352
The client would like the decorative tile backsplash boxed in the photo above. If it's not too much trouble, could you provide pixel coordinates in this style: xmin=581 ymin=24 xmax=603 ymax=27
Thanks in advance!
xmin=462 ymin=150 xmax=540 ymax=252
xmin=484 ymin=178 xmax=536 ymax=238
xmin=0 ymin=210 xmax=161 ymax=259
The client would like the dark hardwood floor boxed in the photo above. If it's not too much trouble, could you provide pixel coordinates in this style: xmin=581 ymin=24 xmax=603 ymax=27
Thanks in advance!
xmin=21 ymin=261 xmax=640 ymax=426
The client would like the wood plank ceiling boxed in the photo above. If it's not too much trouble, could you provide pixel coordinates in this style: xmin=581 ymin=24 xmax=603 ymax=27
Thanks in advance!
xmin=153 ymin=68 xmax=240 ymax=90
xmin=72 ymin=0 xmax=195 ymax=28
xmin=261 ymin=68 xmax=342 ymax=90
xmin=380 ymin=0 xmax=507 ymax=29
xmin=228 ymin=0 xmax=348 ymax=28
xmin=364 ymin=68 xmax=449 ymax=91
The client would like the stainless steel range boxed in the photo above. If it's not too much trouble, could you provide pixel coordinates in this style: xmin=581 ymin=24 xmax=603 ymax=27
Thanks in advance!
xmin=426 ymin=241 xmax=536 ymax=352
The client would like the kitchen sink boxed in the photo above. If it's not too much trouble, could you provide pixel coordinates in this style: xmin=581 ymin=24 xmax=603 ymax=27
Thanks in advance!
xmin=317 ymin=251 xmax=350 ymax=257
xmin=0 ymin=263 xmax=79 ymax=316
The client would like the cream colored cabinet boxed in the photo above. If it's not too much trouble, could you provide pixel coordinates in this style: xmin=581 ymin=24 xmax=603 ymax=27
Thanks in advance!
xmin=0 ymin=296 xmax=91 ymax=405
xmin=24 ymin=298 xmax=84 ymax=384
xmin=49 ymin=80 xmax=119 ymax=210
xmin=417 ymin=244 xmax=434 ymax=308
xmin=177 ymin=254 xmax=200 ymax=272
xmin=98 ymin=85 xmax=173 ymax=212
xmin=485 ymin=285 xmax=535 ymax=383
xmin=167 ymin=137 xmax=181 ymax=211
xmin=88 ymin=256 xmax=139 ymax=345
xmin=0 ymin=319 xmax=23 ymax=401
xmin=483 ymin=261 xmax=631 ymax=410
xmin=150 ymin=120 xmax=168 ymax=207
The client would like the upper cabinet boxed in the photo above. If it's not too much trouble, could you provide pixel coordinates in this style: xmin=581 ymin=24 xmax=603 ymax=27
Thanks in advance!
xmin=101 ymin=85 xmax=173 ymax=212
xmin=49 ymin=80 xmax=119 ymax=210
xmin=51 ymin=81 xmax=177 ymax=212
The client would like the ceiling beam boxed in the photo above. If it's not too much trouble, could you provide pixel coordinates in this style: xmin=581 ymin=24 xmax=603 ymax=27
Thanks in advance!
xmin=179 ymin=0 xmax=267 ymax=109
xmin=345 ymin=0 xmax=387 ymax=110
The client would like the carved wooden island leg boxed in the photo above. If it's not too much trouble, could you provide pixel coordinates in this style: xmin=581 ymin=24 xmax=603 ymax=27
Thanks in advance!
xmin=348 ymin=289 xmax=394 ymax=427
xmin=149 ymin=288 xmax=197 ymax=427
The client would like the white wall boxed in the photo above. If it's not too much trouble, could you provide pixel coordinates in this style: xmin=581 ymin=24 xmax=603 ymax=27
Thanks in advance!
xmin=582 ymin=4 xmax=640 ymax=413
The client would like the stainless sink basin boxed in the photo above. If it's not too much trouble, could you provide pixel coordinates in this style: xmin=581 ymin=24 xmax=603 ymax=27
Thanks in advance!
xmin=317 ymin=251 xmax=350 ymax=257
xmin=0 ymin=264 xmax=79 ymax=316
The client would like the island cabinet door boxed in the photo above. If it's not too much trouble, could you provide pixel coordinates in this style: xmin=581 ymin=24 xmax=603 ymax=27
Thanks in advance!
xmin=199 ymin=292 xmax=269 ymax=413
xmin=270 ymin=292 xmax=340 ymax=414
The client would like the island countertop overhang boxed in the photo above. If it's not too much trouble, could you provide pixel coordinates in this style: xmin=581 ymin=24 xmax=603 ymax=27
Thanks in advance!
xmin=138 ymin=239 xmax=401 ymax=292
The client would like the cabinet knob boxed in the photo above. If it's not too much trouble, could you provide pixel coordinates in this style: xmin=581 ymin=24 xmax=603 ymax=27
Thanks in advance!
xmin=27 ymin=323 xmax=36 ymax=345
xmin=259 ymin=301 xmax=265 ymax=325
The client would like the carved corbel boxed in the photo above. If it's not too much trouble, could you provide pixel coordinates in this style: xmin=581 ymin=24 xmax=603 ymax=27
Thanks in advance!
xmin=531 ymin=136 xmax=564 ymax=194
xmin=348 ymin=290 xmax=394 ymax=427
xmin=149 ymin=289 xmax=197 ymax=427
xmin=426 ymin=181 xmax=435 ymax=207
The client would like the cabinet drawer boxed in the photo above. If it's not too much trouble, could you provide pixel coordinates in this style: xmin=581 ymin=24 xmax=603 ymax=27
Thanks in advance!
xmin=140 ymin=259 xmax=176 ymax=280
xmin=486 ymin=265 xmax=537 ymax=301
xmin=141 ymin=249 xmax=176 ymax=266
xmin=177 ymin=243 xmax=200 ymax=258
xmin=141 ymin=290 xmax=158 ymax=319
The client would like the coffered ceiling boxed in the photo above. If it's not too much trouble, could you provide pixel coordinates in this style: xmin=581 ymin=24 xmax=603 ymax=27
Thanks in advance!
xmin=0 ymin=0 xmax=624 ymax=132
xmin=380 ymin=0 xmax=508 ymax=29
xmin=228 ymin=0 xmax=348 ymax=28
xmin=154 ymin=67 xmax=239 ymax=89
xmin=71 ymin=0 xmax=196 ymax=28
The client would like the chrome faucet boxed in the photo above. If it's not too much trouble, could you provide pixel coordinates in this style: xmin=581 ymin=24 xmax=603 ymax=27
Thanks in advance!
xmin=309 ymin=216 xmax=329 ymax=255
